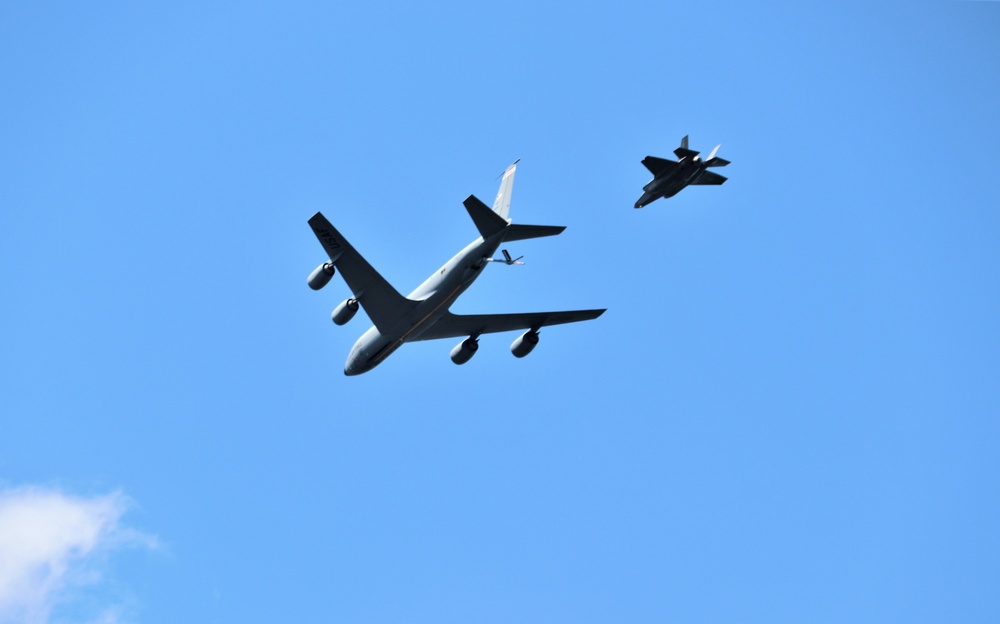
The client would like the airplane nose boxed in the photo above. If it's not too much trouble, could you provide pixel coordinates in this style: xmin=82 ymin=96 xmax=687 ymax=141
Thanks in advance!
xmin=344 ymin=360 xmax=358 ymax=376
xmin=344 ymin=359 xmax=363 ymax=376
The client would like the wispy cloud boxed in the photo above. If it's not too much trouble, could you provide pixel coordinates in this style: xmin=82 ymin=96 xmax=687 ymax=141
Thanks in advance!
xmin=0 ymin=487 xmax=154 ymax=624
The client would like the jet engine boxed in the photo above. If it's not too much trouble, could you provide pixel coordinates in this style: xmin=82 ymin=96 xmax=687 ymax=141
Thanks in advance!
xmin=307 ymin=262 xmax=335 ymax=290
xmin=510 ymin=329 xmax=539 ymax=358
xmin=450 ymin=337 xmax=479 ymax=365
xmin=331 ymin=298 xmax=359 ymax=325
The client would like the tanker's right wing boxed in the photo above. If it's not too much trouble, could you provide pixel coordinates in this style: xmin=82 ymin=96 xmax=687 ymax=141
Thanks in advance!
xmin=406 ymin=308 xmax=606 ymax=342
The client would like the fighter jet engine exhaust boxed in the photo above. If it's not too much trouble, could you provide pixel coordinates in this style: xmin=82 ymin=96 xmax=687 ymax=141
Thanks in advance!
xmin=450 ymin=337 xmax=479 ymax=365
xmin=510 ymin=329 xmax=539 ymax=358
xmin=307 ymin=262 xmax=336 ymax=290
xmin=331 ymin=298 xmax=359 ymax=325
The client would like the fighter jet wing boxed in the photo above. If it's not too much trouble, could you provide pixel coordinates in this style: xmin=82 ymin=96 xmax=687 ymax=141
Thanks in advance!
xmin=406 ymin=309 xmax=606 ymax=342
xmin=641 ymin=156 xmax=679 ymax=177
xmin=308 ymin=212 xmax=417 ymax=333
xmin=691 ymin=170 xmax=728 ymax=185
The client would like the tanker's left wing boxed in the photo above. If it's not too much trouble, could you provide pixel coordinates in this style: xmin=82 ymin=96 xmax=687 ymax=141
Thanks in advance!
xmin=308 ymin=212 xmax=417 ymax=333
xmin=406 ymin=309 xmax=606 ymax=342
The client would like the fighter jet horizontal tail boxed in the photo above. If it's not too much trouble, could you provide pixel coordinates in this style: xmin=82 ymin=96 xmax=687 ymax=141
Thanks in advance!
xmin=691 ymin=170 xmax=728 ymax=185
xmin=641 ymin=156 xmax=679 ymax=177
xmin=673 ymin=146 xmax=700 ymax=159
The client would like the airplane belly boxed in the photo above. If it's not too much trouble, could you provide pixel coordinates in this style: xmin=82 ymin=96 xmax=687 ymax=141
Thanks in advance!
xmin=400 ymin=283 xmax=471 ymax=343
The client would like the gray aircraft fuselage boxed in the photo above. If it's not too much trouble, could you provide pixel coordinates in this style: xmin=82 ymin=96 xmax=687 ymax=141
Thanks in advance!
xmin=345 ymin=233 xmax=502 ymax=375
xmin=635 ymin=158 xmax=709 ymax=208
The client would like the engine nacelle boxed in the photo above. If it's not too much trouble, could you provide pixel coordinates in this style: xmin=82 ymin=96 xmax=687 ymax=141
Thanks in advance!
xmin=450 ymin=337 xmax=479 ymax=365
xmin=307 ymin=262 xmax=335 ymax=290
xmin=331 ymin=298 xmax=359 ymax=325
xmin=510 ymin=330 xmax=539 ymax=358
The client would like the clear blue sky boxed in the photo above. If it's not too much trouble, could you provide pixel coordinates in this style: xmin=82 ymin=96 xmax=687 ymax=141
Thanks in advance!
xmin=2 ymin=2 xmax=998 ymax=622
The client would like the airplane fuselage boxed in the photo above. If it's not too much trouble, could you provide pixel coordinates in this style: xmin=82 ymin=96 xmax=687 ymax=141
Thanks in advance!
xmin=344 ymin=232 xmax=504 ymax=375
xmin=638 ymin=157 xmax=708 ymax=205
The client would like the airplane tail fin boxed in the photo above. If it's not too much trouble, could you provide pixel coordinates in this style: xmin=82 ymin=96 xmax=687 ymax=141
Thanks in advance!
xmin=464 ymin=195 xmax=565 ymax=241
xmin=492 ymin=160 xmax=519 ymax=221
xmin=703 ymin=144 xmax=730 ymax=167
xmin=465 ymin=161 xmax=564 ymax=242
xmin=673 ymin=134 xmax=700 ymax=159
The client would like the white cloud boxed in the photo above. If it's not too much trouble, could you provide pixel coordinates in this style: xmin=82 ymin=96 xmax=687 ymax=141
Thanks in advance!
xmin=0 ymin=487 xmax=152 ymax=624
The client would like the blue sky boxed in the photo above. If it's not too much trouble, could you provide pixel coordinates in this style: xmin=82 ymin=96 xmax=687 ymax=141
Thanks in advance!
xmin=2 ymin=1 xmax=998 ymax=622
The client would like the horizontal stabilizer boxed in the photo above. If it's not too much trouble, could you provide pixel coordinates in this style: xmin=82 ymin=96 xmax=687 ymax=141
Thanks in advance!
xmin=692 ymin=170 xmax=728 ymax=185
xmin=674 ymin=147 xmax=700 ymax=159
xmin=641 ymin=156 xmax=679 ymax=177
xmin=705 ymin=157 xmax=730 ymax=167
xmin=464 ymin=195 xmax=509 ymax=239
xmin=503 ymin=224 xmax=565 ymax=242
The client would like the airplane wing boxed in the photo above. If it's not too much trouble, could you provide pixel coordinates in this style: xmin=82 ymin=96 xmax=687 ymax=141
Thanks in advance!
xmin=691 ymin=170 xmax=728 ymax=185
xmin=406 ymin=308 xmax=606 ymax=342
xmin=641 ymin=156 xmax=679 ymax=177
xmin=308 ymin=212 xmax=417 ymax=333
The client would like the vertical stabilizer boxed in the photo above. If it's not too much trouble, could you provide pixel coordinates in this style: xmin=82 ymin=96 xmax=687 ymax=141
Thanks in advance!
xmin=492 ymin=160 xmax=519 ymax=222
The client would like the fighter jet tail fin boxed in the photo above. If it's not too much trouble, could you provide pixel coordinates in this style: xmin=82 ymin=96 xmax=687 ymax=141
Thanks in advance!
xmin=671 ymin=134 xmax=697 ymax=159
xmin=703 ymin=144 xmax=730 ymax=167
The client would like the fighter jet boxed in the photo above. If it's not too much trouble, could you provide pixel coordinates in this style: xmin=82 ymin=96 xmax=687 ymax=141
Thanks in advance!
xmin=306 ymin=162 xmax=605 ymax=375
xmin=634 ymin=135 xmax=729 ymax=208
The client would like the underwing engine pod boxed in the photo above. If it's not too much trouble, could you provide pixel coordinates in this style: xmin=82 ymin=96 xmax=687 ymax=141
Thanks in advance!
xmin=331 ymin=298 xmax=359 ymax=325
xmin=307 ymin=262 xmax=336 ymax=290
xmin=510 ymin=329 xmax=539 ymax=358
xmin=450 ymin=337 xmax=479 ymax=365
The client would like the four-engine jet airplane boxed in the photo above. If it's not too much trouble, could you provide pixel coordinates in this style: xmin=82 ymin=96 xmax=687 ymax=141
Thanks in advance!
xmin=635 ymin=135 xmax=729 ymax=208
xmin=307 ymin=162 xmax=605 ymax=375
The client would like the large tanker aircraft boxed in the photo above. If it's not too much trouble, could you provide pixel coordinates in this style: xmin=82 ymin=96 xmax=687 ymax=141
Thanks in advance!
xmin=307 ymin=162 xmax=605 ymax=375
